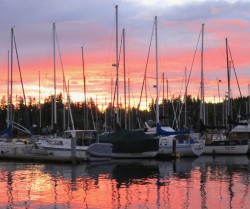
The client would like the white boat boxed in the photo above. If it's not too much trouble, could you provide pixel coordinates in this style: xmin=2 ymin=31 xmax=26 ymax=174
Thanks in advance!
xmin=201 ymin=130 xmax=248 ymax=155
xmin=230 ymin=118 xmax=250 ymax=152
xmin=39 ymin=130 xmax=113 ymax=161
xmin=143 ymin=103 xmax=205 ymax=158
xmin=30 ymin=135 xmax=49 ymax=155
xmin=0 ymin=124 xmax=33 ymax=156
xmin=155 ymin=121 xmax=205 ymax=157
xmin=31 ymin=24 xmax=112 ymax=161
xmin=0 ymin=137 xmax=33 ymax=155
xmin=158 ymin=134 xmax=205 ymax=157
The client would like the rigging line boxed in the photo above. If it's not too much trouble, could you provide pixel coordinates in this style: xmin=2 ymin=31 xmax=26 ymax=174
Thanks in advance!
xmin=171 ymin=99 xmax=178 ymax=130
xmin=137 ymin=21 xmax=155 ymax=111
xmin=112 ymin=32 xmax=123 ymax=109
xmin=55 ymin=30 xmax=75 ymax=130
xmin=167 ymin=27 xmax=201 ymax=129
xmin=130 ymin=87 xmax=141 ymax=128
xmin=175 ymin=70 xmax=186 ymax=128
xmin=186 ymin=28 xmax=202 ymax=98
xmin=13 ymin=33 xmax=32 ymax=132
xmin=177 ymin=27 xmax=202 ymax=128
xmin=146 ymin=77 xmax=156 ymax=116
xmin=13 ymin=33 xmax=27 ymax=107
xmin=81 ymin=46 xmax=87 ymax=102
xmin=104 ymin=15 xmax=116 ymax=105
xmin=112 ymin=79 xmax=116 ymax=109
xmin=178 ymin=69 xmax=186 ymax=98
xmin=227 ymin=44 xmax=242 ymax=98
xmin=55 ymin=31 xmax=69 ymax=96
xmin=118 ymin=32 xmax=123 ymax=73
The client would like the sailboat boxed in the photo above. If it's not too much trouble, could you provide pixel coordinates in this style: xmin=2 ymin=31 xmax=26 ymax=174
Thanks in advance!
xmin=98 ymin=5 xmax=159 ymax=159
xmin=150 ymin=21 xmax=205 ymax=157
xmin=0 ymin=27 xmax=34 ymax=156
xmin=230 ymin=116 xmax=250 ymax=152
xmin=33 ymin=23 xmax=113 ymax=161
xmin=156 ymin=123 xmax=205 ymax=157
xmin=226 ymin=49 xmax=250 ymax=153
xmin=200 ymin=35 xmax=248 ymax=155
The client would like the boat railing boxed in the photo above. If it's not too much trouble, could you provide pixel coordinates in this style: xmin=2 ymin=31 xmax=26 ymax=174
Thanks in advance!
xmin=64 ymin=130 xmax=99 ymax=146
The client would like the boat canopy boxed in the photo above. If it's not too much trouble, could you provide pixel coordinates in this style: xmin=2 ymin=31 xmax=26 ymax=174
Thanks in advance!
xmin=156 ymin=123 xmax=190 ymax=136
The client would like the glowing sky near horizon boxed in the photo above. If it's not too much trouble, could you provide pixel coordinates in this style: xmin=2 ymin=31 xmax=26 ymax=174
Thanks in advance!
xmin=0 ymin=0 xmax=250 ymax=108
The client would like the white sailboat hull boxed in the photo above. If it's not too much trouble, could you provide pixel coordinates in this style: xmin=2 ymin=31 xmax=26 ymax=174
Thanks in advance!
xmin=158 ymin=136 xmax=205 ymax=157
xmin=41 ymin=145 xmax=88 ymax=159
xmin=0 ymin=142 xmax=33 ymax=155
xmin=203 ymin=144 xmax=248 ymax=155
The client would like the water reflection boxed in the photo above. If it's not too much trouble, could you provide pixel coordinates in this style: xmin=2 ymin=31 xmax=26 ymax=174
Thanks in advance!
xmin=0 ymin=156 xmax=249 ymax=208
xmin=193 ymin=156 xmax=250 ymax=209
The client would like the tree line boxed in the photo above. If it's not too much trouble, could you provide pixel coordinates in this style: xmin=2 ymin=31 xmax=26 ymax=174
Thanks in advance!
xmin=0 ymin=92 xmax=249 ymax=136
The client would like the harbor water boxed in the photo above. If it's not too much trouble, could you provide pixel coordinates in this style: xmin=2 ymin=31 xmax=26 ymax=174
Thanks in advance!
xmin=0 ymin=156 xmax=250 ymax=208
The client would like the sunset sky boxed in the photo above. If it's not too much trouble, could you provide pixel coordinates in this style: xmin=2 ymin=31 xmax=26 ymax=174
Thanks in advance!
xmin=0 ymin=0 xmax=249 ymax=108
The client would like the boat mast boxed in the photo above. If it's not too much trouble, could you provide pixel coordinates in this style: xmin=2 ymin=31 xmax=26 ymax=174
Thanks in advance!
xmin=123 ymin=28 xmax=127 ymax=129
xmin=115 ymin=5 xmax=120 ymax=126
xmin=39 ymin=70 xmax=41 ymax=129
xmin=7 ymin=50 xmax=10 ymax=126
xmin=53 ymin=23 xmax=57 ymax=132
xmin=200 ymin=23 xmax=205 ymax=123
xmin=155 ymin=16 xmax=159 ymax=124
xmin=226 ymin=37 xmax=231 ymax=124
xmin=226 ymin=38 xmax=231 ymax=113
xmin=10 ymin=28 xmax=14 ymax=124
xmin=128 ymin=77 xmax=131 ymax=130
xmin=248 ymin=84 xmax=250 ymax=115
xmin=81 ymin=45 xmax=87 ymax=129
xmin=185 ymin=67 xmax=187 ymax=128
xmin=95 ymin=95 xmax=98 ymax=130
xmin=63 ymin=79 xmax=66 ymax=130
xmin=162 ymin=72 xmax=165 ymax=125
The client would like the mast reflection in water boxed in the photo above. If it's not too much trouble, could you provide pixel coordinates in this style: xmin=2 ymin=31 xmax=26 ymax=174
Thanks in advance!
xmin=0 ymin=156 xmax=249 ymax=208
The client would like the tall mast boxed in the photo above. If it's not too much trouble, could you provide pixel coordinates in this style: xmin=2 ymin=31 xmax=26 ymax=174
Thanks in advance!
xmin=128 ymin=78 xmax=131 ymax=130
xmin=7 ymin=50 xmax=10 ymax=125
xmin=66 ymin=79 xmax=75 ymax=130
xmin=248 ymin=84 xmax=250 ymax=114
xmin=53 ymin=23 xmax=57 ymax=131
xmin=63 ymin=78 xmax=66 ymax=130
xmin=226 ymin=37 xmax=231 ymax=121
xmin=95 ymin=95 xmax=98 ymax=130
xmin=155 ymin=16 xmax=159 ymax=124
xmin=115 ymin=5 xmax=120 ymax=126
xmin=162 ymin=72 xmax=165 ymax=125
xmin=39 ymin=70 xmax=41 ymax=129
xmin=185 ymin=67 xmax=187 ymax=128
xmin=10 ymin=28 xmax=14 ymax=124
xmin=81 ymin=45 xmax=87 ymax=129
xmin=123 ymin=28 xmax=127 ymax=129
xmin=67 ymin=79 xmax=70 ymax=130
xmin=104 ymin=97 xmax=107 ymax=131
xmin=200 ymin=23 xmax=205 ymax=123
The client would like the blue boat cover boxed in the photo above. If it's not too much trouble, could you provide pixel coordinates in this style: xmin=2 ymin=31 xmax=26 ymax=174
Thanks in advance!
xmin=0 ymin=124 xmax=12 ymax=137
xmin=156 ymin=123 xmax=190 ymax=136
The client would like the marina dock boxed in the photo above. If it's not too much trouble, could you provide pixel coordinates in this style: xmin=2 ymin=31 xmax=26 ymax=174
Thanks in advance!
xmin=0 ymin=153 xmax=110 ymax=164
